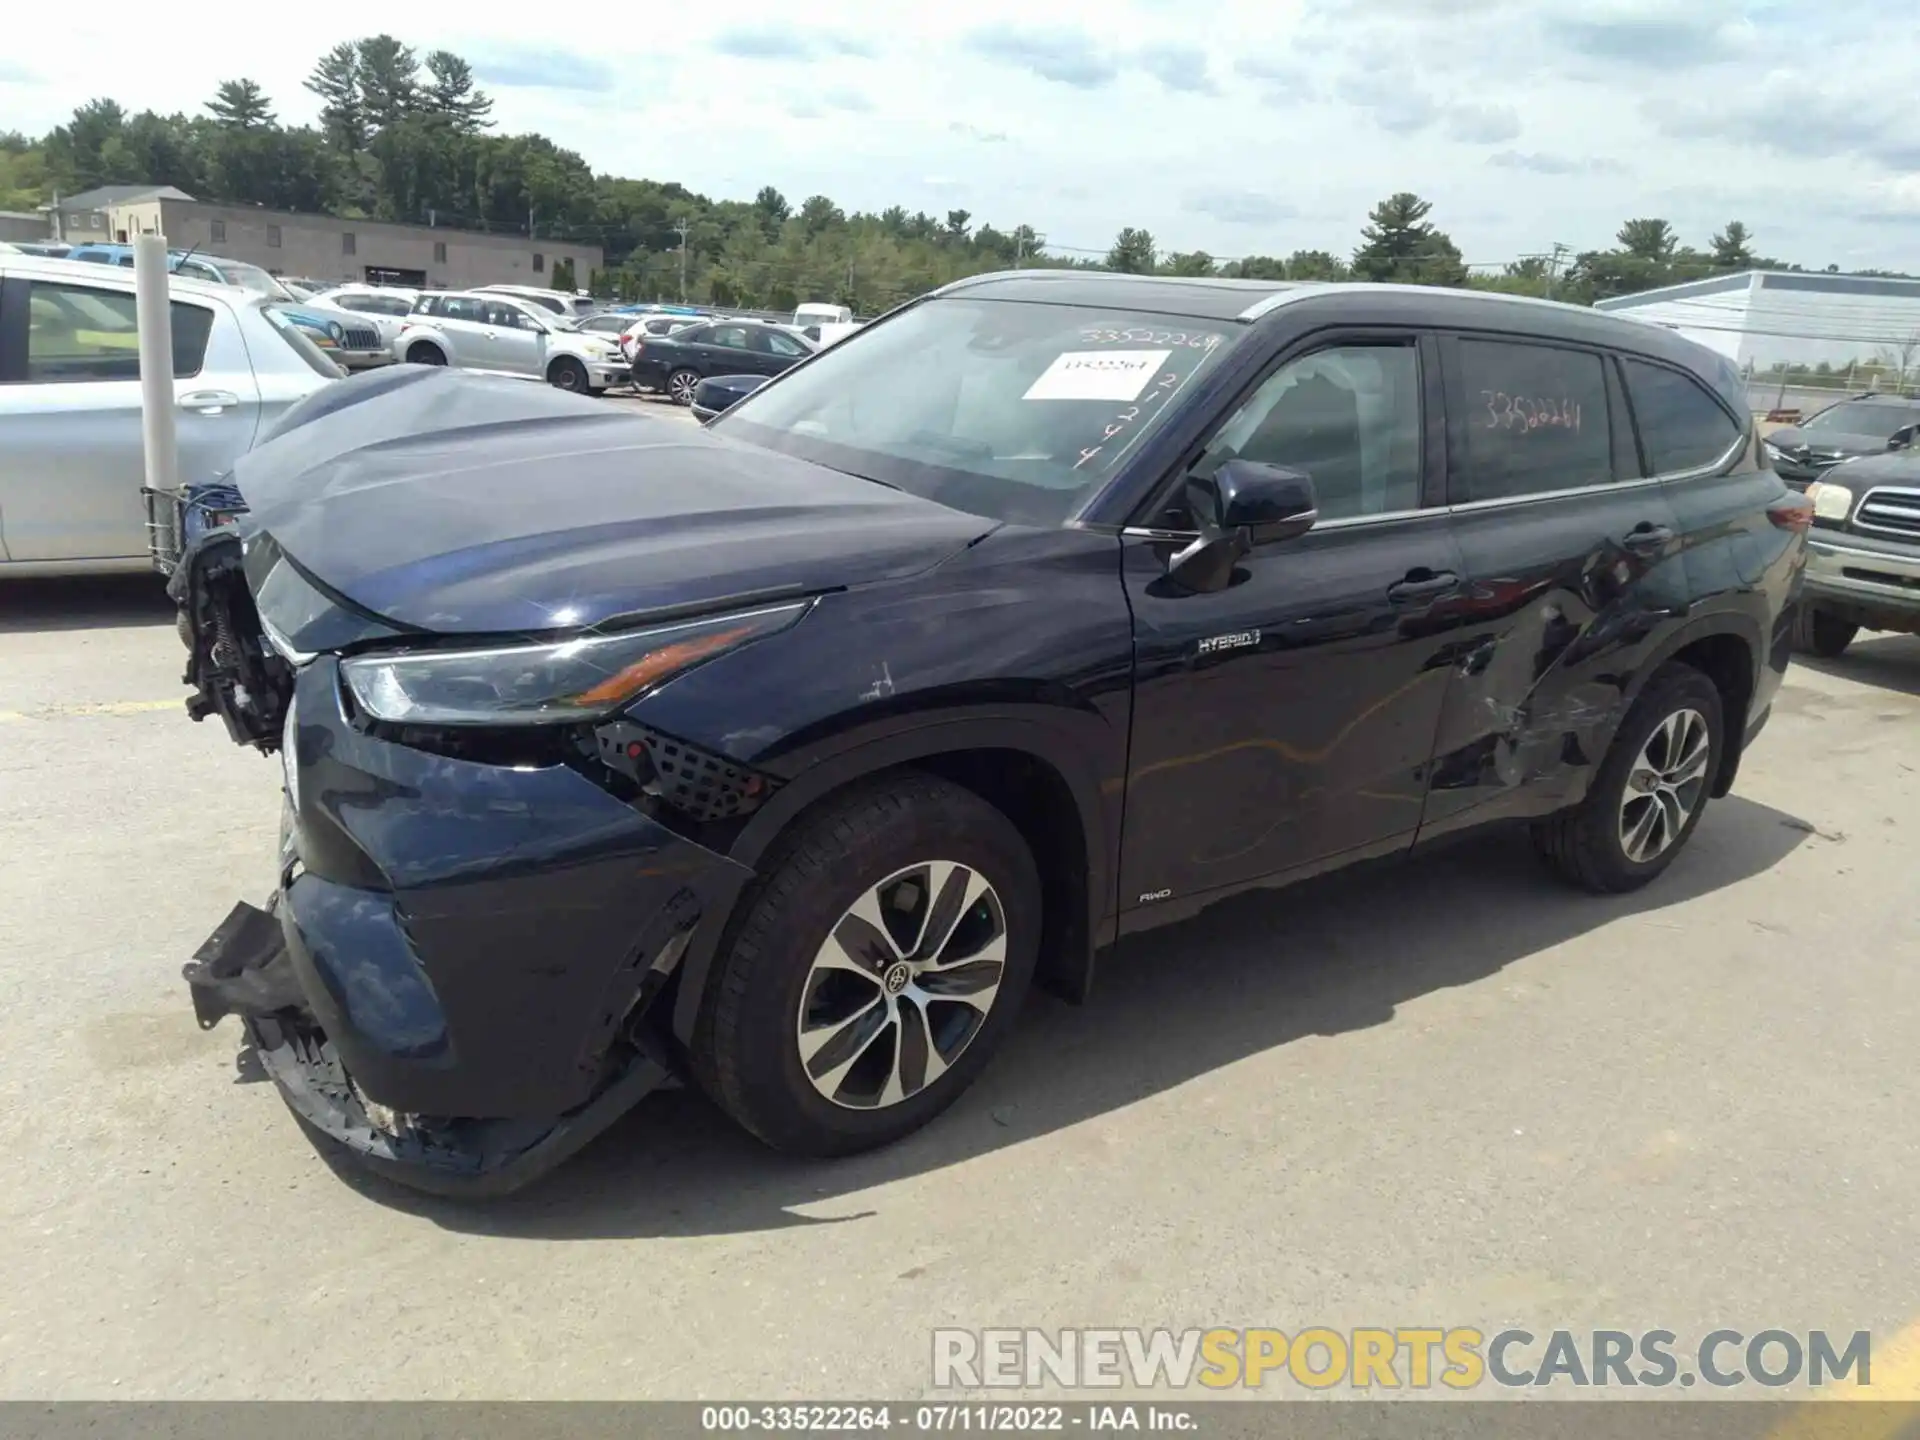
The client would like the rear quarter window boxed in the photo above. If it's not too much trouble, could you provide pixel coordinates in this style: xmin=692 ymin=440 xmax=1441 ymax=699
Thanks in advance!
xmin=1622 ymin=358 xmax=1742 ymax=474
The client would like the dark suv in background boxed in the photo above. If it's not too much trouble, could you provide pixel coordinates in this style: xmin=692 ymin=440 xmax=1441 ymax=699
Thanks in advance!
xmin=1794 ymin=452 xmax=1920 ymax=655
xmin=170 ymin=273 xmax=1811 ymax=1195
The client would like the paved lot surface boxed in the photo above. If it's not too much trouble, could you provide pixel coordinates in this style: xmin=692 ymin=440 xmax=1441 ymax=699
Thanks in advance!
xmin=1 ymin=553 xmax=1917 ymax=1398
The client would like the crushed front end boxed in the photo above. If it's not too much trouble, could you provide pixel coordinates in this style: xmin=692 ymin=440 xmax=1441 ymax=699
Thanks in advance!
xmin=171 ymin=534 xmax=771 ymax=1196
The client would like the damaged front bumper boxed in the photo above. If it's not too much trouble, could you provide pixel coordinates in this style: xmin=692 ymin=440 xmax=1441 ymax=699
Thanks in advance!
xmin=183 ymin=655 xmax=755 ymax=1197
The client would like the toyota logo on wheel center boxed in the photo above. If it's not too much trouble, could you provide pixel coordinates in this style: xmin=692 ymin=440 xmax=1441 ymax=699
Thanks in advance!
xmin=883 ymin=962 xmax=912 ymax=995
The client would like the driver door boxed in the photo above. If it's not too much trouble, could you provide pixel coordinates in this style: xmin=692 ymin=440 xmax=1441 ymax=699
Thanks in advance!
xmin=1117 ymin=331 xmax=1468 ymax=923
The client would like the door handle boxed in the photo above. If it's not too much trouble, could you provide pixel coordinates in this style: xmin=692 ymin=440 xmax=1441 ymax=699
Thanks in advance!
xmin=178 ymin=390 xmax=240 ymax=415
xmin=1386 ymin=569 xmax=1460 ymax=604
xmin=1621 ymin=523 xmax=1675 ymax=553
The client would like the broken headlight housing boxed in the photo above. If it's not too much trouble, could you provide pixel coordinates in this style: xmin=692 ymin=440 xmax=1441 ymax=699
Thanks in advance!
xmin=341 ymin=602 xmax=810 ymax=727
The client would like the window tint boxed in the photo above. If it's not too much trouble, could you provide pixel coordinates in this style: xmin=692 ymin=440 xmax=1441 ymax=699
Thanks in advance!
xmin=483 ymin=301 xmax=532 ymax=328
xmin=411 ymin=295 xmax=440 ymax=316
xmin=20 ymin=281 xmax=214 ymax=383
xmin=708 ymin=325 xmax=753 ymax=350
xmin=440 ymin=297 xmax=486 ymax=323
xmin=1454 ymin=339 xmax=1612 ymax=501
xmin=1622 ymin=358 xmax=1741 ymax=474
xmin=1209 ymin=344 xmax=1423 ymax=520
xmin=762 ymin=330 xmax=808 ymax=357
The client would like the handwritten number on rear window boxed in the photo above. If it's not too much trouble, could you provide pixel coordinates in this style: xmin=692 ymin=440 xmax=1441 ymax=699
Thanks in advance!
xmin=1482 ymin=390 xmax=1581 ymax=435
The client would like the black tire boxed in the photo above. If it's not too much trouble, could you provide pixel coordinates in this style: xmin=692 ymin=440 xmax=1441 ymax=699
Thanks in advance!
xmin=1530 ymin=662 xmax=1725 ymax=894
xmin=667 ymin=368 xmax=701 ymax=406
xmin=405 ymin=342 xmax=446 ymax=366
xmin=548 ymin=355 xmax=590 ymax=392
xmin=692 ymin=773 xmax=1041 ymax=1157
xmin=1791 ymin=605 xmax=1857 ymax=658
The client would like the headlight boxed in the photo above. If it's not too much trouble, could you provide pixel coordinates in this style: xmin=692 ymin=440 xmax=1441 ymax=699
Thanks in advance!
xmin=341 ymin=602 xmax=810 ymax=726
xmin=1806 ymin=481 xmax=1854 ymax=520
xmin=327 ymin=320 xmax=345 ymax=343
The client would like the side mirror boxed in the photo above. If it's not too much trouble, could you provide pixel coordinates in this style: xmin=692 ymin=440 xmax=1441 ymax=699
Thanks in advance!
xmin=1166 ymin=459 xmax=1318 ymax=593
xmin=1888 ymin=426 xmax=1915 ymax=451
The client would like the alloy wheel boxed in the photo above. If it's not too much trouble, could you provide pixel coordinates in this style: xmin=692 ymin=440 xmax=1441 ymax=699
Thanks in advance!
xmin=1618 ymin=707 xmax=1711 ymax=864
xmin=670 ymin=371 xmax=699 ymax=404
xmin=795 ymin=861 xmax=1007 ymax=1110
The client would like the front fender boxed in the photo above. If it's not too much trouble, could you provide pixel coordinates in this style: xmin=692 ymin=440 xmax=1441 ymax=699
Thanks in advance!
xmin=666 ymin=709 xmax=1120 ymax=1045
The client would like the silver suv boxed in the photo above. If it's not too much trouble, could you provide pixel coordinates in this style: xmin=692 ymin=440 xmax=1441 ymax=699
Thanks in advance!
xmin=0 ymin=254 xmax=340 ymax=575
xmin=394 ymin=291 xmax=628 ymax=394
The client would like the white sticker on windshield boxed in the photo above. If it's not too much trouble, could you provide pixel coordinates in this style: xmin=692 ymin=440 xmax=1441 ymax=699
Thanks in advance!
xmin=1023 ymin=349 xmax=1172 ymax=402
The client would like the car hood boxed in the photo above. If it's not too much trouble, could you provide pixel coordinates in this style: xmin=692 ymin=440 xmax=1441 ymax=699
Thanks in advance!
xmin=229 ymin=366 xmax=996 ymax=636
xmin=1818 ymin=451 xmax=1920 ymax=488
xmin=1767 ymin=426 xmax=1892 ymax=458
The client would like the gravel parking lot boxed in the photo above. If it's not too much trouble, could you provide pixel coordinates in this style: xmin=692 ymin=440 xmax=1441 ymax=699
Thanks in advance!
xmin=1 ymin=520 xmax=1917 ymax=1397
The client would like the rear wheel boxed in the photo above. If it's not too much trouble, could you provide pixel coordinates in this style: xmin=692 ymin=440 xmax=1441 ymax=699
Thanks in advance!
xmin=1531 ymin=663 xmax=1724 ymax=894
xmin=405 ymin=342 xmax=446 ymax=366
xmin=547 ymin=356 xmax=590 ymax=392
xmin=1791 ymin=606 xmax=1858 ymax=658
xmin=668 ymin=368 xmax=701 ymax=405
xmin=692 ymin=774 xmax=1040 ymax=1156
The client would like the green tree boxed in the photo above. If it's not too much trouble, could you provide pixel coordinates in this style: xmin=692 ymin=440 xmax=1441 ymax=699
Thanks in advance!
xmin=306 ymin=43 xmax=366 ymax=151
xmin=1105 ymin=227 xmax=1156 ymax=273
xmin=1161 ymin=249 xmax=1216 ymax=277
xmin=356 ymin=35 xmax=420 ymax=132
xmin=1351 ymin=192 xmax=1465 ymax=286
xmin=1285 ymin=249 xmax=1348 ymax=281
xmin=1710 ymin=221 xmax=1755 ymax=271
xmin=550 ymin=256 xmax=576 ymax=291
xmin=206 ymin=80 xmax=274 ymax=128
xmin=424 ymin=51 xmax=493 ymax=135
xmin=1616 ymin=218 xmax=1678 ymax=264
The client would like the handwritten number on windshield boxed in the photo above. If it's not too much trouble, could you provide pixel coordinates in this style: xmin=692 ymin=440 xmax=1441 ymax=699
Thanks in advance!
xmin=1075 ymin=373 xmax=1185 ymax=471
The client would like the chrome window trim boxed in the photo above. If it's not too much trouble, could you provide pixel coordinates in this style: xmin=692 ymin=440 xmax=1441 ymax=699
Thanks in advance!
xmin=1118 ymin=504 xmax=1448 ymax=543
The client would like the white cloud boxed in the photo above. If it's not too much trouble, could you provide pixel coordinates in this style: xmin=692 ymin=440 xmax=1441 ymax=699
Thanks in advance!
xmin=6 ymin=0 xmax=1918 ymax=270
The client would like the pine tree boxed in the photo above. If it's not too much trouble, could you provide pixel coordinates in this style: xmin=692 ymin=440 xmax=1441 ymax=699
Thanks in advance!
xmin=1105 ymin=227 xmax=1156 ymax=273
xmin=305 ymin=43 xmax=365 ymax=151
xmin=424 ymin=51 xmax=493 ymax=135
xmin=206 ymin=80 xmax=274 ymax=129
xmin=1351 ymin=193 xmax=1465 ymax=286
xmin=355 ymin=35 xmax=420 ymax=133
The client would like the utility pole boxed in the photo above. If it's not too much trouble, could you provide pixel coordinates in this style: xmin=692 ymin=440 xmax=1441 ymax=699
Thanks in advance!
xmin=1545 ymin=242 xmax=1571 ymax=300
xmin=674 ymin=219 xmax=691 ymax=300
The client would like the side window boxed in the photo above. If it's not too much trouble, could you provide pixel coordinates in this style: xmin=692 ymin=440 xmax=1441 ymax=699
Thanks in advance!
xmin=762 ymin=330 xmax=808 ymax=357
xmin=411 ymin=295 xmax=440 ymax=317
xmin=441 ymin=297 xmax=485 ymax=324
xmin=483 ymin=302 xmax=528 ymax=328
xmin=708 ymin=325 xmax=753 ymax=351
xmin=1207 ymin=343 xmax=1424 ymax=521
xmin=1452 ymin=339 xmax=1613 ymax=502
xmin=20 ymin=281 xmax=214 ymax=383
xmin=1622 ymin=357 xmax=1742 ymax=474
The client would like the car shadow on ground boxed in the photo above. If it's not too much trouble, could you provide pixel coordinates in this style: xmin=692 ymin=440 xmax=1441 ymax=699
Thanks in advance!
xmin=0 ymin=575 xmax=174 ymax=634
xmin=1793 ymin=634 xmax=1920 ymax=698
xmin=345 ymin=794 xmax=1811 ymax=1239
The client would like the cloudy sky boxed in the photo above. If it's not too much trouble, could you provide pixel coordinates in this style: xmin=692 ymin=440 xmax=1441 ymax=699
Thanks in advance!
xmin=6 ymin=0 xmax=1917 ymax=270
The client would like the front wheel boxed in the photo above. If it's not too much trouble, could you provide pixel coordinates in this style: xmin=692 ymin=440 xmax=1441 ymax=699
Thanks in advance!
xmin=1791 ymin=606 xmax=1858 ymax=658
xmin=405 ymin=342 xmax=446 ymax=366
xmin=1531 ymin=662 xmax=1725 ymax=894
xmin=668 ymin=368 xmax=701 ymax=405
xmin=692 ymin=774 xmax=1040 ymax=1156
xmin=547 ymin=356 xmax=589 ymax=392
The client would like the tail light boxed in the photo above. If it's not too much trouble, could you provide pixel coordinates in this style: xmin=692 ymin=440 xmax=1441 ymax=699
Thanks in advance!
xmin=1768 ymin=492 xmax=1815 ymax=533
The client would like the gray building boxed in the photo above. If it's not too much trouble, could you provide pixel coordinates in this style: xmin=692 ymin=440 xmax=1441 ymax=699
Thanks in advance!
xmin=1595 ymin=270 xmax=1920 ymax=374
xmin=0 ymin=210 xmax=55 ymax=243
xmin=41 ymin=185 xmax=601 ymax=292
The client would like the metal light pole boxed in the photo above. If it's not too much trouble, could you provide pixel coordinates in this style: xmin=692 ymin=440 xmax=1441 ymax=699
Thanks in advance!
xmin=134 ymin=232 xmax=182 ymax=562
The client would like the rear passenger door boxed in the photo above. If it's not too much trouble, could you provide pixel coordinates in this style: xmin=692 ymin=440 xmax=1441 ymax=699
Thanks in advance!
xmin=0 ymin=275 xmax=247 ymax=562
xmin=1418 ymin=334 xmax=1691 ymax=837
xmin=433 ymin=296 xmax=490 ymax=366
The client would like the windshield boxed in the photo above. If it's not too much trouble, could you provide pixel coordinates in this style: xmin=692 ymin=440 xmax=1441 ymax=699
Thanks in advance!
xmin=1803 ymin=399 xmax=1920 ymax=435
xmin=713 ymin=298 xmax=1242 ymax=524
xmin=212 ymin=261 xmax=296 ymax=301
